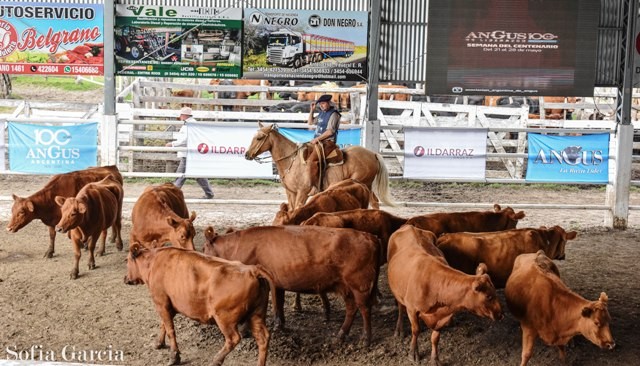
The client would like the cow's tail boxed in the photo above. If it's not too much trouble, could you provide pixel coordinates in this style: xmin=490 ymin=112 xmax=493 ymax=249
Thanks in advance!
xmin=372 ymin=153 xmax=395 ymax=207
xmin=255 ymin=265 xmax=278 ymax=316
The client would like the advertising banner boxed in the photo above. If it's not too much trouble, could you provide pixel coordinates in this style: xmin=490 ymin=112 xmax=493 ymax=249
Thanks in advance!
xmin=404 ymin=127 xmax=487 ymax=179
xmin=243 ymin=8 xmax=368 ymax=81
xmin=8 ymin=122 xmax=97 ymax=174
xmin=0 ymin=124 xmax=4 ymax=172
xmin=0 ymin=2 xmax=104 ymax=75
xmin=426 ymin=0 xmax=600 ymax=96
xmin=279 ymin=127 xmax=361 ymax=148
xmin=526 ymin=133 xmax=609 ymax=183
xmin=186 ymin=123 xmax=274 ymax=178
xmin=115 ymin=5 xmax=242 ymax=78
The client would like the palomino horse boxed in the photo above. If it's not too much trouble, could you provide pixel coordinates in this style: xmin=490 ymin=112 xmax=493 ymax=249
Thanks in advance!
xmin=245 ymin=123 xmax=393 ymax=210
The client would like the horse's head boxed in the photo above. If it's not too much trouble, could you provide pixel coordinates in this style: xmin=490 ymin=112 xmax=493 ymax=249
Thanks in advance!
xmin=245 ymin=122 xmax=277 ymax=160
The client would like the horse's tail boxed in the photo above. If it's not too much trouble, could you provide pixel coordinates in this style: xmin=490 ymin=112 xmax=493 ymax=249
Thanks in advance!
xmin=372 ymin=154 xmax=395 ymax=207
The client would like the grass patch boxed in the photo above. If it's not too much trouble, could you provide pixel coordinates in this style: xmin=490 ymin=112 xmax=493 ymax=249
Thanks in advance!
xmin=12 ymin=75 xmax=103 ymax=92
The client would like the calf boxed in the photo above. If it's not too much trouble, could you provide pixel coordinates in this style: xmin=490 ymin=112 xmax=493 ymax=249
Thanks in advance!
xmin=505 ymin=251 xmax=615 ymax=366
xmin=7 ymin=165 xmax=123 ymax=258
xmin=130 ymin=183 xmax=197 ymax=250
xmin=124 ymin=244 xmax=275 ymax=366
xmin=302 ymin=208 xmax=407 ymax=265
xmin=436 ymin=226 xmax=578 ymax=287
xmin=203 ymin=225 xmax=380 ymax=345
xmin=55 ymin=175 xmax=123 ymax=279
xmin=387 ymin=225 xmax=503 ymax=364
xmin=406 ymin=204 xmax=525 ymax=236
xmin=272 ymin=179 xmax=371 ymax=225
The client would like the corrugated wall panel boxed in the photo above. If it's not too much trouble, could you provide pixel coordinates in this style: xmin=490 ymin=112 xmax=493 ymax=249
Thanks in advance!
xmin=595 ymin=0 xmax=625 ymax=86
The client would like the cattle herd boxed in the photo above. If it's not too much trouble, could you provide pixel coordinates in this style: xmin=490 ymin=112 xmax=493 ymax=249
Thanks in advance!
xmin=6 ymin=166 xmax=615 ymax=366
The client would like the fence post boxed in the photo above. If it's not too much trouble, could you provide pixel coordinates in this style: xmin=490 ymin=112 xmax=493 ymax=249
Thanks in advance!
xmin=605 ymin=123 xmax=633 ymax=228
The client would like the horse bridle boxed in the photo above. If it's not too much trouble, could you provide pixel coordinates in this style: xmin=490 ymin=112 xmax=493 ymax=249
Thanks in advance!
xmin=250 ymin=126 xmax=305 ymax=165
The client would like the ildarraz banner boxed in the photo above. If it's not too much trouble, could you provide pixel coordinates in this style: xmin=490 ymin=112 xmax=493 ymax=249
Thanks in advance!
xmin=0 ymin=2 xmax=104 ymax=75
xmin=8 ymin=122 xmax=97 ymax=174
xmin=186 ymin=123 xmax=273 ymax=178
xmin=403 ymin=127 xmax=487 ymax=179
xmin=115 ymin=5 xmax=242 ymax=78
xmin=526 ymin=133 xmax=609 ymax=183
xmin=279 ymin=127 xmax=361 ymax=148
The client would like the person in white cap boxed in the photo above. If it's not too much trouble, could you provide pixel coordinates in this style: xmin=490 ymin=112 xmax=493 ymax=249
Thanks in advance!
xmin=165 ymin=106 xmax=215 ymax=199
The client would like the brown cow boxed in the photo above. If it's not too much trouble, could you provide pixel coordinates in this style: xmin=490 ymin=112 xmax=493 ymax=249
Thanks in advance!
xmin=203 ymin=225 xmax=380 ymax=345
xmin=296 ymin=81 xmax=349 ymax=110
xmin=7 ymin=165 xmax=123 ymax=258
xmin=124 ymin=244 xmax=275 ymax=366
xmin=130 ymin=183 xmax=197 ymax=250
xmin=387 ymin=225 xmax=503 ymax=364
xmin=406 ymin=204 xmax=526 ymax=236
xmin=55 ymin=175 xmax=123 ymax=279
xmin=302 ymin=208 xmax=407 ymax=265
xmin=272 ymin=179 xmax=371 ymax=225
xmin=505 ymin=251 xmax=615 ymax=366
xmin=210 ymin=79 xmax=272 ymax=100
xmin=436 ymin=226 xmax=578 ymax=288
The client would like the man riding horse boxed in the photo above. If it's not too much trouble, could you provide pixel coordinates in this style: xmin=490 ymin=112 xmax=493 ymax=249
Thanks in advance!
xmin=307 ymin=94 xmax=344 ymax=190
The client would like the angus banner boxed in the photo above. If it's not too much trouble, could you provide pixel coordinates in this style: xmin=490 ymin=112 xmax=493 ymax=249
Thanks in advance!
xmin=0 ymin=2 xmax=104 ymax=75
xmin=279 ymin=127 xmax=361 ymax=149
xmin=404 ymin=127 xmax=487 ymax=179
xmin=115 ymin=5 xmax=242 ymax=78
xmin=186 ymin=123 xmax=273 ymax=178
xmin=426 ymin=0 xmax=599 ymax=96
xmin=8 ymin=122 xmax=98 ymax=174
xmin=526 ymin=133 xmax=610 ymax=183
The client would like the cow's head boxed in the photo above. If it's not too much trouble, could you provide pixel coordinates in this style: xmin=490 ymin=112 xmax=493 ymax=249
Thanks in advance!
xmin=202 ymin=225 xmax=220 ymax=256
xmin=166 ymin=211 xmax=197 ymax=250
xmin=124 ymin=242 xmax=148 ymax=285
xmin=54 ymin=196 xmax=87 ymax=233
xmin=272 ymin=203 xmax=291 ymax=225
xmin=467 ymin=263 xmax=504 ymax=321
xmin=6 ymin=194 xmax=37 ymax=233
xmin=539 ymin=225 xmax=577 ymax=260
xmin=581 ymin=292 xmax=615 ymax=351
xmin=494 ymin=204 xmax=526 ymax=229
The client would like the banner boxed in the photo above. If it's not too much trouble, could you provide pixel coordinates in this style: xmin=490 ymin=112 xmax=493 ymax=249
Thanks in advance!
xmin=426 ymin=0 xmax=599 ymax=96
xmin=8 ymin=122 xmax=97 ymax=174
xmin=0 ymin=124 xmax=4 ymax=172
xmin=186 ymin=124 xmax=273 ymax=178
xmin=279 ymin=127 xmax=361 ymax=148
xmin=0 ymin=2 xmax=104 ymax=75
xmin=526 ymin=133 xmax=609 ymax=183
xmin=404 ymin=127 xmax=487 ymax=179
xmin=115 ymin=5 xmax=242 ymax=78
xmin=243 ymin=8 xmax=368 ymax=81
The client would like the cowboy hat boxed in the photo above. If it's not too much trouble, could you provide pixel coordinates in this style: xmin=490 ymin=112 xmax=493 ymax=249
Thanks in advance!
xmin=179 ymin=106 xmax=193 ymax=116
xmin=316 ymin=94 xmax=332 ymax=103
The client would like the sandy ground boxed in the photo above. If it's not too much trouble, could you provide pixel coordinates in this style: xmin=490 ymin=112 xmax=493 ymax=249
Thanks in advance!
xmin=0 ymin=176 xmax=639 ymax=366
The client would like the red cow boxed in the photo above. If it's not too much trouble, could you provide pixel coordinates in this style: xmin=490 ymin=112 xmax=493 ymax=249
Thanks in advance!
xmin=7 ymin=165 xmax=123 ymax=258
xmin=387 ymin=225 xmax=503 ymax=364
xmin=406 ymin=204 xmax=526 ymax=236
xmin=124 ymin=244 xmax=275 ymax=366
xmin=436 ymin=226 xmax=578 ymax=288
xmin=55 ymin=175 xmax=123 ymax=279
xmin=130 ymin=183 xmax=197 ymax=250
xmin=203 ymin=225 xmax=380 ymax=346
xmin=505 ymin=251 xmax=615 ymax=366
xmin=272 ymin=179 xmax=371 ymax=225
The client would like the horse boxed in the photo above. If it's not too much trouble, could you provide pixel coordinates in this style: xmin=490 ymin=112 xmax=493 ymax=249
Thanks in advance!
xmin=245 ymin=123 xmax=394 ymax=211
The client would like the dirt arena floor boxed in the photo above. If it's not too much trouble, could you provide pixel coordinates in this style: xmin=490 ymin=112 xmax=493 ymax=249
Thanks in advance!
xmin=0 ymin=176 xmax=639 ymax=366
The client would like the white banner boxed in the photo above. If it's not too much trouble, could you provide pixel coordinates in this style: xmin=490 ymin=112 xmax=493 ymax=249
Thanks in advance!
xmin=186 ymin=123 xmax=274 ymax=178
xmin=403 ymin=127 xmax=487 ymax=179
xmin=0 ymin=124 xmax=5 ymax=172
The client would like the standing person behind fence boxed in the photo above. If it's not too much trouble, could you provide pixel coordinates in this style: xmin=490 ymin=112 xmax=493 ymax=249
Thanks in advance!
xmin=307 ymin=94 xmax=343 ymax=191
xmin=165 ymin=107 xmax=215 ymax=199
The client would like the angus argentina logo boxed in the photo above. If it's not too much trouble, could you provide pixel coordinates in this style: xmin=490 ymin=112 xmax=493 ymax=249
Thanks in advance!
xmin=534 ymin=145 xmax=604 ymax=165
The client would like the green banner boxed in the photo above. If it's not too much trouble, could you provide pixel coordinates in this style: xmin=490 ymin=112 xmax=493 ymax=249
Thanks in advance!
xmin=114 ymin=5 xmax=242 ymax=78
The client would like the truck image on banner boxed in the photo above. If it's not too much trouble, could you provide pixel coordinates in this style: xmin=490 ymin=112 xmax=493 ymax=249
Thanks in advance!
xmin=244 ymin=8 xmax=367 ymax=81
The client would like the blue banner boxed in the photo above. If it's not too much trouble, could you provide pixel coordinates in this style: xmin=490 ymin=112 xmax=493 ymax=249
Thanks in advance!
xmin=526 ymin=133 xmax=609 ymax=183
xmin=9 ymin=122 xmax=98 ymax=174
xmin=279 ymin=127 xmax=361 ymax=149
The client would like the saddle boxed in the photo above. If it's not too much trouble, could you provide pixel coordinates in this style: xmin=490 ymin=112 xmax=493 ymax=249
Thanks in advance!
xmin=305 ymin=141 xmax=344 ymax=191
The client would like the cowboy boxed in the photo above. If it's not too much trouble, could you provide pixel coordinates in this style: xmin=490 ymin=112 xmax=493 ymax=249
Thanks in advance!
xmin=165 ymin=106 xmax=215 ymax=199
xmin=307 ymin=94 xmax=343 ymax=190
